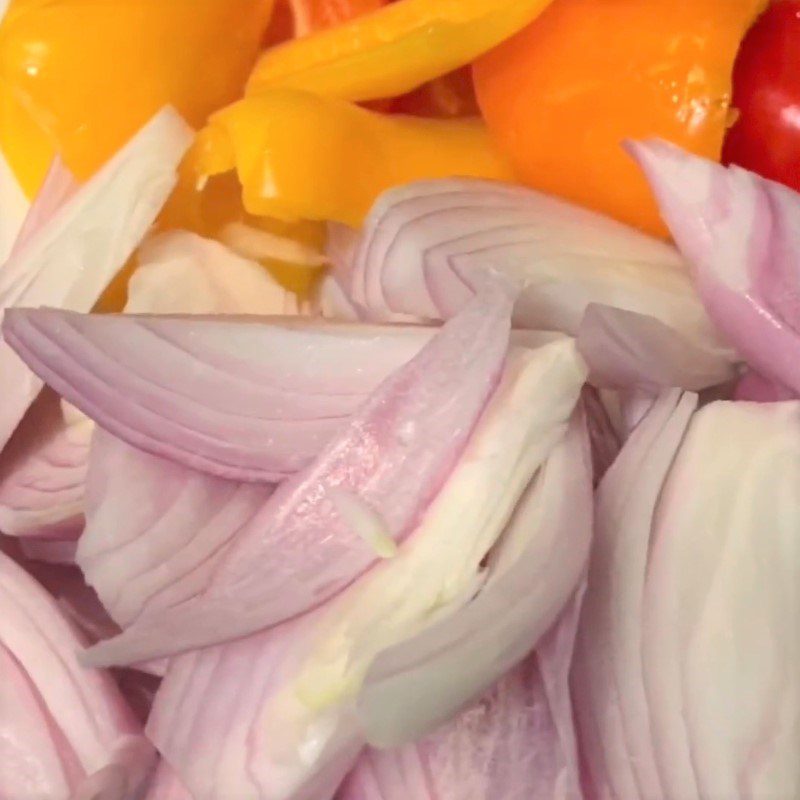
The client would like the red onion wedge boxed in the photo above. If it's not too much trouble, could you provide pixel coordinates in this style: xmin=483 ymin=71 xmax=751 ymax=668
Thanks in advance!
xmin=2 ymin=540 xmax=89 ymax=627
xmin=0 ymin=230 xmax=296 ymax=541
xmin=577 ymin=304 xmax=735 ymax=392
xmin=144 ymin=336 xmax=585 ymax=799
xmin=327 ymin=178 xmax=721 ymax=348
xmin=0 ymin=392 xmax=91 ymax=538
xmin=75 ymin=239 xmax=429 ymax=629
xmin=79 ymin=329 xmax=567 ymax=652
xmin=81 ymin=283 xmax=515 ymax=665
xmin=129 ymin=230 xmax=308 ymax=316
xmin=631 ymin=139 xmax=800 ymax=398
xmin=733 ymin=371 xmax=794 ymax=402
xmin=340 ymin=600 xmax=584 ymax=800
xmin=144 ymin=763 xmax=195 ymax=800
xmin=0 ymin=148 xmax=27 ymax=262
xmin=74 ymin=232 xmax=321 ymax=625
xmin=10 ymin=157 xmax=77 ymax=259
xmin=78 ymin=428 xmax=272 ymax=628
xmin=2 ymin=310 xmax=439 ymax=483
xmin=0 ymin=544 xmax=119 ymax=644
xmin=0 ymin=549 xmax=154 ymax=799
xmin=357 ymin=407 xmax=591 ymax=746
xmin=147 ymin=615 xmax=364 ymax=800
xmin=573 ymin=395 xmax=800 ymax=799
xmin=572 ymin=389 xmax=697 ymax=800
xmin=0 ymin=107 xmax=192 ymax=452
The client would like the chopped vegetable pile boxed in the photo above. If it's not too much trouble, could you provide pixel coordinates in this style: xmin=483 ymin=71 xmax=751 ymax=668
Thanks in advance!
xmin=0 ymin=1 xmax=798 ymax=799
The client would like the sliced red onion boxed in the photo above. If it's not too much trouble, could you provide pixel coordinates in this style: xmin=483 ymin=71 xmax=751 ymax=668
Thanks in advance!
xmin=4 ymin=515 xmax=165 ymax=743
xmin=630 ymin=139 xmax=800 ymax=398
xmin=78 ymin=233 xmax=384 ymax=629
xmin=144 ymin=337 xmax=585 ymax=799
xmin=147 ymin=614 xmax=363 ymax=800
xmin=0 ymin=392 xmax=91 ymax=538
xmin=578 ymin=303 xmax=735 ymax=392
xmin=321 ymin=222 xmax=420 ymax=322
xmin=341 ymin=600 xmax=584 ymax=800
xmin=4 ymin=309 xmax=440 ymax=482
xmin=733 ymin=371 xmax=794 ymax=402
xmin=0 ymin=230 xmax=299 ymax=540
xmin=2 ymin=551 xmax=120 ymax=645
xmin=10 ymin=157 xmax=78 ymax=259
xmin=641 ymin=401 xmax=800 ymax=798
xmin=357 ymin=407 xmax=592 ymax=746
xmin=574 ymin=394 xmax=800 ymax=798
xmin=313 ymin=274 xmax=362 ymax=321
xmin=110 ymin=312 xmax=573 ymax=651
xmin=0 ymin=550 xmax=154 ymax=798
xmin=78 ymin=428 xmax=272 ymax=627
xmin=144 ymin=763 xmax=195 ymax=800
xmin=582 ymin=386 xmax=621 ymax=483
xmin=572 ymin=389 xmax=697 ymax=800
xmin=83 ymin=284 xmax=515 ymax=665
xmin=19 ymin=536 xmax=80 ymax=565
xmin=0 ymin=108 xmax=192 ymax=452
xmin=0 ymin=642 xmax=78 ymax=799
xmin=0 ymin=148 xmax=27 ymax=262
xmin=130 ymin=230 xmax=309 ymax=316
xmin=328 ymin=178 xmax=721 ymax=349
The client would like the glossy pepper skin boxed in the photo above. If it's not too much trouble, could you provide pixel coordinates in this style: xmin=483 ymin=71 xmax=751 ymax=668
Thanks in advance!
xmin=473 ymin=0 xmax=767 ymax=236
xmin=192 ymin=90 xmax=513 ymax=226
xmin=246 ymin=0 xmax=557 ymax=102
xmin=284 ymin=0 xmax=479 ymax=116
xmin=0 ymin=0 xmax=275 ymax=196
xmin=723 ymin=1 xmax=800 ymax=191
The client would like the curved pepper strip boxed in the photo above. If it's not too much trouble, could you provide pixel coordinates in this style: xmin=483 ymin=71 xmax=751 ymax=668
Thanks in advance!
xmin=192 ymin=90 xmax=513 ymax=226
xmin=160 ymin=161 xmax=326 ymax=295
xmin=0 ymin=0 xmax=275 ymax=196
xmin=246 ymin=0 xmax=556 ymax=102
xmin=473 ymin=0 xmax=768 ymax=236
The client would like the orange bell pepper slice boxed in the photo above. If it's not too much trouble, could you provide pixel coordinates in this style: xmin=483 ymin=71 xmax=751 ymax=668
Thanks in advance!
xmin=262 ymin=0 xmax=297 ymax=47
xmin=473 ymin=0 xmax=767 ymax=236
xmin=0 ymin=0 xmax=275 ymax=196
xmin=246 ymin=0 xmax=557 ymax=102
xmin=191 ymin=89 xmax=513 ymax=226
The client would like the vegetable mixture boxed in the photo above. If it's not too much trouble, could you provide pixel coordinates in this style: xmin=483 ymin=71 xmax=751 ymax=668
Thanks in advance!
xmin=0 ymin=1 xmax=798 ymax=798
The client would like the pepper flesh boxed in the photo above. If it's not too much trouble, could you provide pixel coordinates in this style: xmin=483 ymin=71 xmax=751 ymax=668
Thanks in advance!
xmin=246 ymin=0 xmax=557 ymax=102
xmin=192 ymin=90 xmax=513 ymax=226
xmin=0 ymin=0 xmax=275 ymax=196
xmin=473 ymin=0 xmax=767 ymax=236
xmin=392 ymin=67 xmax=480 ymax=118
xmin=289 ymin=0 xmax=387 ymax=35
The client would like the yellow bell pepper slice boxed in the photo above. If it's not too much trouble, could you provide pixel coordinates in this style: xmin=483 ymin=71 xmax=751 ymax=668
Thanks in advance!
xmin=161 ymin=162 xmax=326 ymax=294
xmin=246 ymin=0 xmax=556 ymax=102
xmin=192 ymin=90 xmax=513 ymax=226
xmin=0 ymin=0 xmax=275 ymax=196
